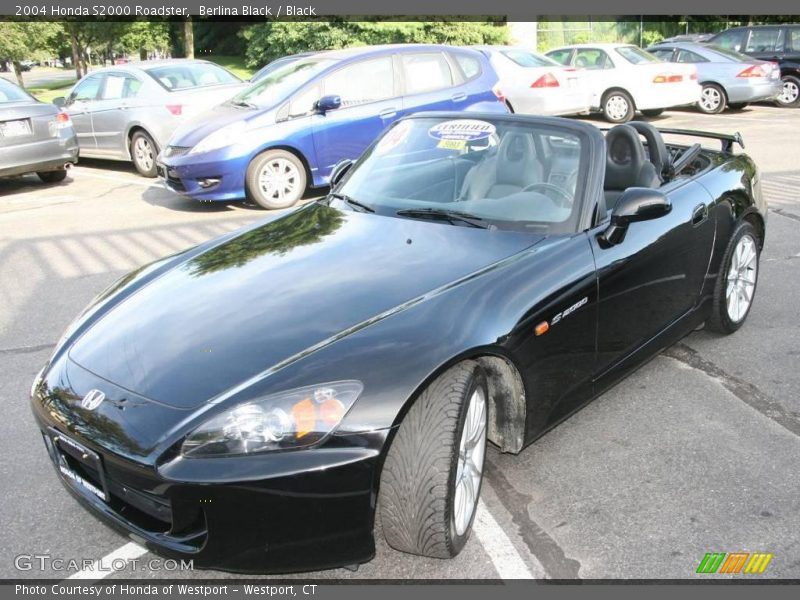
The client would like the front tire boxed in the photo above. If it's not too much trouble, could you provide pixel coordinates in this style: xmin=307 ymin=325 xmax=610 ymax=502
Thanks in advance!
xmin=130 ymin=131 xmax=158 ymax=177
xmin=602 ymin=90 xmax=635 ymax=123
xmin=698 ymin=83 xmax=727 ymax=114
xmin=37 ymin=169 xmax=68 ymax=183
xmin=776 ymin=75 xmax=800 ymax=107
xmin=246 ymin=149 xmax=307 ymax=210
xmin=707 ymin=221 xmax=760 ymax=334
xmin=379 ymin=362 xmax=488 ymax=558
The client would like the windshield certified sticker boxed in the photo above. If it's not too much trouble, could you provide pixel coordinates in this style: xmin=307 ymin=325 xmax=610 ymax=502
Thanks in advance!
xmin=429 ymin=119 xmax=496 ymax=142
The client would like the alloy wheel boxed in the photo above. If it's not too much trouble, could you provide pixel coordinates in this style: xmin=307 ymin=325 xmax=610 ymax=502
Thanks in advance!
xmin=726 ymin=234 xmax=758 ymax=323
xmin=452 ymin=387 xmax=487 ymax=537
xmin=779 ymin=79 xmax=799 ymax=105
xmin=700 ymin=86 xmax=722 ymax=112
xmin=257 ymin=158 xmax=301 ymax=204
xmin=133 ymin=136 xmax=154 ymax=172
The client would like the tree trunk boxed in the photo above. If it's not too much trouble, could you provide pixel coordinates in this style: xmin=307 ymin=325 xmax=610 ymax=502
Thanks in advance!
xmin=71 ymin=34 xmax=83 ymax=79
xmin=12 ymin=61 xmax=24 ymax=87
xmin=184 ymin=17 xmax=195 ymax=59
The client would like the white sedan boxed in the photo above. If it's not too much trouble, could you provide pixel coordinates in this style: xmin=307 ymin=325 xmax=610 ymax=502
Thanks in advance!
xmin=545 ymin=43 xmax=701 ymax=123
xmin=473 ymin=46 xmax=592 ymax=116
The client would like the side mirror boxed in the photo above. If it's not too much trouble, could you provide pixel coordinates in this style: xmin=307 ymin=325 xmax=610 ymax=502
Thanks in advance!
xmin=329 ymin=159 xmax=354 ymax=188
xmin=601 ymin=188 xmax=671 ymax=246
xmin=317 ymin=94 xmax=342 ymax=113
xmin=52 ymin=96 xmax=66 ymax=108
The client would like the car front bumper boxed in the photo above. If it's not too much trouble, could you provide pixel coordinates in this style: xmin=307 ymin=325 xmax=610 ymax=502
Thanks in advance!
xmin=31 ymin=360 xmax=387 ymax=574
xmin=156 ymin=148 xmax=250 ymax=202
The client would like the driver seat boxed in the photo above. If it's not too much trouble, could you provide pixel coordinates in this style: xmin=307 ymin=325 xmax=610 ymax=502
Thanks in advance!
xmin=603 ymin=124 xmax=661 ymax=211
xmin=460 ymin=133 xmax=543 ymax=200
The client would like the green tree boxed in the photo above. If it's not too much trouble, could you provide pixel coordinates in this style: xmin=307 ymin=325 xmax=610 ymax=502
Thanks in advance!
xmin=242 ymin=19 xmax=508 ymax=67
xmin=118 ymin=22 xmax=171 ymax=61
xmin=0 ymin=22 xmax=61 ymax=87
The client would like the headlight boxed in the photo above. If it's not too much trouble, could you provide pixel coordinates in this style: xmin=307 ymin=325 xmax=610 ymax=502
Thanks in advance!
xmin=181 ymin=381 xmax=363 ymax=457
xmin=189 ymin=121 xmax=246 ymax=155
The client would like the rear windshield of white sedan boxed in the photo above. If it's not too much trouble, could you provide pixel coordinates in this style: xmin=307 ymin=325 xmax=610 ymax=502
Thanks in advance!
xmin=146 ymin=63 xmax=241 ymax=91
xmin=338 ymin=117 xmax=589 ymax=234
xmin=615 ymin=46 xmax=662 ymax=64
xmin=500 ymin=50 xmax=560 ymax=68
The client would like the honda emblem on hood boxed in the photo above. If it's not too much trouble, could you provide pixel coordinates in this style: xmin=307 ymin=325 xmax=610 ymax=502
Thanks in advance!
xmin=80 ymin=389 xmax=105 ymax=411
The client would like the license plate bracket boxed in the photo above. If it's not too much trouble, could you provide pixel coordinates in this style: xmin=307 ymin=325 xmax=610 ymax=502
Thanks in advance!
xmin=45 ymin=428 xmax=109 ymax=502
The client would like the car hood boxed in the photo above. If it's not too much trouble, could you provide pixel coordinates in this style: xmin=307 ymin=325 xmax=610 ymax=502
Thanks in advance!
xmin=69 ymin=204 xmax=542 ymax=409
xmin=168 ymin=101 xmax=262 ymax=147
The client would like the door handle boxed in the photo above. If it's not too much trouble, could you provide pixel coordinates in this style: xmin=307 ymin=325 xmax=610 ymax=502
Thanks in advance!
xmin=692 ymin=203 xmax=708 ymax=225
xmin=451 ymin=92 xmax=467 ymax=102
xmin=379 ymin=108 xmax=397 ymax=119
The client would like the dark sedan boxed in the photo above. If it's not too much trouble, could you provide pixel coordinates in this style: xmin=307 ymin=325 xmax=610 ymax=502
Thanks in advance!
xmin=31 ymin=113 xmax=766 ymax=573
xmin=0 ymin=78 xmax=78 ymax=182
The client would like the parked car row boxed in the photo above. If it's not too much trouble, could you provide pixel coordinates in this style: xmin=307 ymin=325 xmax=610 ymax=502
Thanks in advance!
xmin=2 ymin=27 xmax=794 ymax=203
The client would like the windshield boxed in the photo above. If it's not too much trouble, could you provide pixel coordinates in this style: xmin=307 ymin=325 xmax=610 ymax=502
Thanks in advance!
xmin=0 ymin=79 xmax=34 ymax=103
xmin=146 ymin=63 xmax=241 ymax=90
xmin=233 ymin=57 xmax=336 ymax=108
xmin=501 ymin=49 xmax=560 ymax=68
xmin=616 ymin=46 xmax=661 ymax=64
xmin=703 ymin=45 xmax=755 ymax=62
xmin=337 ymin=117 xmax=588 ymax=234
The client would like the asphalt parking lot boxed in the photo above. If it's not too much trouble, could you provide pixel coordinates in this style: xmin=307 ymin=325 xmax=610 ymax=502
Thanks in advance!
xmin=1 ymin=104 xmax=798 ymax=581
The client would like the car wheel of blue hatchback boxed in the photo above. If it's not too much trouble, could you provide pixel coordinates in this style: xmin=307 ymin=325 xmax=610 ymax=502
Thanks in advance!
xmin=247 ymin=150 xmax=307 ymax=209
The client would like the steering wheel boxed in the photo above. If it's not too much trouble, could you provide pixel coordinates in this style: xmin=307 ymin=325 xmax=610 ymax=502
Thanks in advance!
xmin=522 ymin=182 xmax=573 ymax=208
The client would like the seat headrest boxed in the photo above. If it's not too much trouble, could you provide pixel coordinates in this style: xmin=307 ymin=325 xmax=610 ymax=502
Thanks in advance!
xmin=627 ymin=121 xmax=669 ymax=180
xmin=604 ymin=124 xmax=661 ymax=192
xmin=496 ymin=133 xmax=536 ymax=187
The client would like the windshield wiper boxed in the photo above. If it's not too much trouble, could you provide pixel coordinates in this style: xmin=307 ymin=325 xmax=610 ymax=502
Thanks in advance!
xmin=230 ymin=99 xmax=257 ymax=109
xmin=396 ymin=207 xmax=490 ymax=229
xmin=329 ymin=192 xmax=375 ymax=213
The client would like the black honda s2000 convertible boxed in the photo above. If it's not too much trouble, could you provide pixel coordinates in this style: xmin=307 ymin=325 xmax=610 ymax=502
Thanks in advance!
xmin=31 ymin=113 xmax=765 ymax=573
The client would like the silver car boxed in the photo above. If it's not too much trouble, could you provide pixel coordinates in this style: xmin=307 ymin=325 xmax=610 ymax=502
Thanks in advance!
xmin=647 ymin=42 xmax=782 ymax=114
xmin=54 ymin=60 xmax=246 ymax=176
xmin=0 ymin=77 xmax=78 ymax=183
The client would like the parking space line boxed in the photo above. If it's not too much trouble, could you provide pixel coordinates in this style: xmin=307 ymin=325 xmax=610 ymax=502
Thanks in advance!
xmin=473 ymin=499 xmax=536 ymax=579
xmin=66 ymin=542 xmax=147 ymax=581
xmin=76 ymin=170 xmax=161 ymax=189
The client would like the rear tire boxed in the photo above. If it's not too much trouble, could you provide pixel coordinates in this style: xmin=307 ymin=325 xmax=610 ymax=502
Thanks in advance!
xmin=379 ymin=362 xmax=488 ymax=558
xmin=776 ymin=75 xmax=800 ymax=107
xmin=246 ymin=149 xmax=307 ymax=210
xmin=698 ymin=83 xmax=727 ymax=114
xmin=641 ymin=109 xmax=664 ymax=117
xmin=706 ymin=221 xmax=760 ymax=334
xmin=602 ymin=90 xmax=635 ymax=123
xmin=37 ymin=169 xmax=68 ymax=183
xmin=130 ymin=131 xmax=158 ymax=177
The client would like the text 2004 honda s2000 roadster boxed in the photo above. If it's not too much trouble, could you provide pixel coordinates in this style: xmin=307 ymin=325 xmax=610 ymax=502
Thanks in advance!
xmin=31 ymin=113 xmax=765 ymax=573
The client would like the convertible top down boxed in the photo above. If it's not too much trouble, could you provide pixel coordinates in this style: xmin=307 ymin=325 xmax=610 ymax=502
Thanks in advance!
xmin=31 ymin=113 xmax=765 ymax=573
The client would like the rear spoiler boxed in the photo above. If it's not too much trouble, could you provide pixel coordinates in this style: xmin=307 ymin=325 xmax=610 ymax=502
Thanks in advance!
xmin=655 ymin=128 xmax=745 ymax=155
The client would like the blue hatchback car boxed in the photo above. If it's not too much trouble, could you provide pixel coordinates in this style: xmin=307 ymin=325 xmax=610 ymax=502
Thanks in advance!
xmin=157 ymin=44 xmax=508 ymax=208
